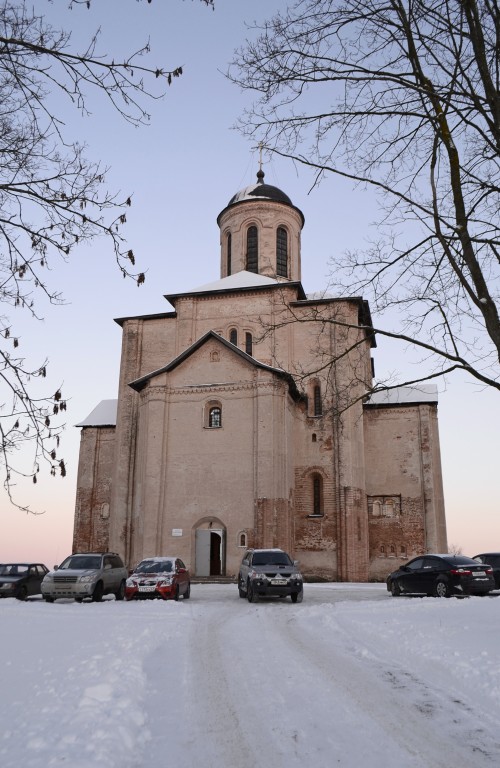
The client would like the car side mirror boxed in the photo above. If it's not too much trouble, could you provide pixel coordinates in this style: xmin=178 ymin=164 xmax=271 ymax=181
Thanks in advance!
xmin=104 ymin=563 xmax=112 ymax=570
xmin=54 ymin=565 xmax=59 ymax=571
xmin=293 ymin=560 xmax=299 ymax=567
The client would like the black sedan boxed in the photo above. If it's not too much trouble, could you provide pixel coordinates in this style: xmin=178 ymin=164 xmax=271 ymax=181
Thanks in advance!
xmin=473 ymin=553 xmax=500 ymax=589
xmin=387 ymin=554 xmax=495 ymax=598
xmin=0 ymin=563 xmax=49 ymax=600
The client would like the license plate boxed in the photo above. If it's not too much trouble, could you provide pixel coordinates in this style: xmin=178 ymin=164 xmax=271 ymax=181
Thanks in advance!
xmin=474 ymin=571 xmax=486 ymax=577
xmin=139 ymin=586 xmax=156 ymax=592
xmin=271 ymin=579 xmax=287 ymax=585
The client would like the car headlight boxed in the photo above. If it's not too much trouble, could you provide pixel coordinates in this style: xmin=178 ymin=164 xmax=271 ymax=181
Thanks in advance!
xmin=126 ymin=578 xmax=137 ymax=587
xmin=79 ymin=574 xmax=97 ymax=584
xmin=250 ymin=571 xmax=267 ymax=581
xmin=290 ymin=572 xmax=303 ymax=580
xmin=43 ymin=574 xmax=54 ymax=582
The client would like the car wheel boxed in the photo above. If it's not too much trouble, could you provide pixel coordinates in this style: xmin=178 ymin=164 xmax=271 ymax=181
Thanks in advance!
xmin=390 ymin=580 xmax=401 ymax=597
xmin=174 ymin=585 xmax=180 ymax=602
xmin=238 ymin=578 xmax=246 ymax=598
xmin=291 ymin=591 xmax=303 ymax=604
xmin=92 ymin=581 xmax=104 ymax=602
xmin=184 ymin=583 xmax=191 ymax=599
xmin=434 ymin=580 xmax=451 ymax=598
xmin=114 ymin=580 xmax=125 ymax=601
xmin=247 ymin=580 xmax=258 ymax=603
xmin=16 ymin=585 xmax=28 ymax=601
xmin=44 ymin=596 xmax=55 ymax=603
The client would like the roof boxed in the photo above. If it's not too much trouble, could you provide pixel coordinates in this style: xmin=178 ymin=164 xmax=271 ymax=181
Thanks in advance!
xmin=75 ymin=399 xmax=117 ymax=427
xmin=128 ymin=330 xmax=305 ymax=402
xmin=217 ymin=170 xmax=305 ymax=227
xmin=165 ymin=270 xmax=307 ymax=304
xmin=365 ymin=384 xmax=438 ymax=407
xmin=114 ymin=311 xmax=176 ymax=328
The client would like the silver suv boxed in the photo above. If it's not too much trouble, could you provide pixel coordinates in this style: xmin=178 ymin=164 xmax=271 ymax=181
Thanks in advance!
xmin=238 ymin=548 xmax=304 ymax=603
xmin=41 ymin=552 xmax=128 ymax=602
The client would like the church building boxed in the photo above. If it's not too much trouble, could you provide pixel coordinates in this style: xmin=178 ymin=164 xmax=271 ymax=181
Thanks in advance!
xmin=74 ymin=170 xmax=447 ymax=581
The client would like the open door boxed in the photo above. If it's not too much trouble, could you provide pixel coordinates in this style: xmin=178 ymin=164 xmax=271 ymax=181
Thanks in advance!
xmin=195 ymin=528 xmax=225 ymax=576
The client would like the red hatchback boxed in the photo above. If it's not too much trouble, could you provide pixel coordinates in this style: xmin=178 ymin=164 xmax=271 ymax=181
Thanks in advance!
xmin=125 ymin=557 xmax=191 ymax=601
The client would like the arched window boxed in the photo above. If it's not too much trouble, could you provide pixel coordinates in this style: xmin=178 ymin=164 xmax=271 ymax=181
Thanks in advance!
xmin=311 ymin=473 xmax=323 ymax=516
xmin=226 ymin=232 xmax=232 ymax=276
xmin=246 ymin=225 xmax=258 ymax=273
xmin=229 ymin=328 xmax=238 ymax=346
xmin=208 ymin=407 xmax=222 ymax=428
xmin=313 ymin=384 xmax=322 ymax=416
xmin=245 ymin=332 xmax=253 ymax=356
xmin=276 ymin=227 xmax=288 ymax=277
xmin=238 ymin=532 xmax=247 ymax=548
xmin=385 ymin=499 xmax=395 ymax=517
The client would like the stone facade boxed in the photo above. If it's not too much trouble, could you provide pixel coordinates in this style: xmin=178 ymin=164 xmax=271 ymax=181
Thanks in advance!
xmin=74 ymin=172 xmax=447 ymax=580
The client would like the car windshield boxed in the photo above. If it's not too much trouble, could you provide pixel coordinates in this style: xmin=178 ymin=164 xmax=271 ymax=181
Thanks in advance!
xmin=59 ymin=556 xmax=102 ymax=570
xmin=0 ymin=564 xmax=28 ymax=576
xmin=252 ymin=552 xmax=293 ymax=566
xmin=135 ymin=560 xmax=173 ymax=574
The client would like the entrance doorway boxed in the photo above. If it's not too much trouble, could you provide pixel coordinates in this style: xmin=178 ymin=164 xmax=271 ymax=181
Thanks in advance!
xmin=195 ymin=527 xmax=225 ymax=577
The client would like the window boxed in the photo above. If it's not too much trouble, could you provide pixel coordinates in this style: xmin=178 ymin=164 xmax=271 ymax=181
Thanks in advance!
xmin=229 ymin=328 xmax=238 ymax=346
xmin=226 ymin=232 xmax=232 ymax=275
xmin=313 ymin=385 xmax=322 ymax=416
xmin=276 ymin=227 xmax=288 ymax=277
xmin=204 ymin=400 xmax=223 ymax=429
xmin=208 ymin=407 xmax=222 ymax=428
xmin=245 ymin=332 xmax=253 ymax=356
xmin=238 ymin=532 xmax=247 ymax=548
xmin=309 ymin=473 xmax=323 ymax=517
xmin=246 ymin=225 xmax=258 ymax=273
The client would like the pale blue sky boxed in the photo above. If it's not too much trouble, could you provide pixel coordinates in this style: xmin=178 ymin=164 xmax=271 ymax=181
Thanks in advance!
xmin=1 ymin=0 xmax=498 ymax=565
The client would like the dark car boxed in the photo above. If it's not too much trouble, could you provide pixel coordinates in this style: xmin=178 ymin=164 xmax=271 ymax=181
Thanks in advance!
xmin=387 ymin=554 xmax=495 ymax=598
xmin=238 ymin=548 xmax=304 ymax=603
xmin=0 ymin=563 xmax=49 ymax=600
xmin=125 ymin=557 xmax=191 ymax=601
xmin=473 ymin=553 xmax=500 ymax=589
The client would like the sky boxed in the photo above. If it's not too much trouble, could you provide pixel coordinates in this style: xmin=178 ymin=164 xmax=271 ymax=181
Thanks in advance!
xmin=1 ymin=583 xmax=499 ymax=767
xmin=0 ymin=0 xmax=499 ymax=567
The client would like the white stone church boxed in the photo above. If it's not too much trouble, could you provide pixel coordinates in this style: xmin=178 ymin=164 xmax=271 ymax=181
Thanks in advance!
xmin=74 ymin=170 xmax=447 ymax=581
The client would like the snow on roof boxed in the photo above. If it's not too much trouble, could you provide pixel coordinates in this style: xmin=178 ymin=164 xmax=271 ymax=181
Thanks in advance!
xmin=366 ymin=384 xmax=438 ymax=406
xmin=75 ymin=399 xmax=117 ymax=427
xmin=184 ymin=270 xmax=280 ymax=294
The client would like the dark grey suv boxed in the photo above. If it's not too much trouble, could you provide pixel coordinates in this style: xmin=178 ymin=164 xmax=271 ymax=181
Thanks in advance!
xmin=42 ymin=552 xmax=128 ymax=602
xmin=238 ymin=548 xmax=304 ymax=603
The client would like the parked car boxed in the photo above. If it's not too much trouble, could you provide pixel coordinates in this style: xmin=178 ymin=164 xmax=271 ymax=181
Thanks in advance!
xmin=125 ymin=557 xmax=191 ymax=601
xmin=238 ymin=548 xmax=304 ymax=603
xmin=473 ymin=553 xmax=500 ymax=589
xmin=41 ymin=552 xmax=128 ymax=602
xmin=0 ymin=563 xmax=49 ymax=600
xmin=387 ymin=554 xmax=495 ymax=597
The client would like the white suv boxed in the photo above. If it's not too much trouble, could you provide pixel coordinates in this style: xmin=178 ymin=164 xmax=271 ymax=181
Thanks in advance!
xmin=42 ymin=552 xmax=128 ymax=602
xmin=238 ymin=548 xmax=304 ymax=603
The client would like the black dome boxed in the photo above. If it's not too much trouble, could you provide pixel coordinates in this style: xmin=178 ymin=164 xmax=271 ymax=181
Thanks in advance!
xmin=227 ymin=170 xmax=293 ymax=207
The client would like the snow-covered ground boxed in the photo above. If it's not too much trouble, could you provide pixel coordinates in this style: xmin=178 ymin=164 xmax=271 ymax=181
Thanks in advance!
xmin=1 ymin=583 xmax=499 ymax=768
